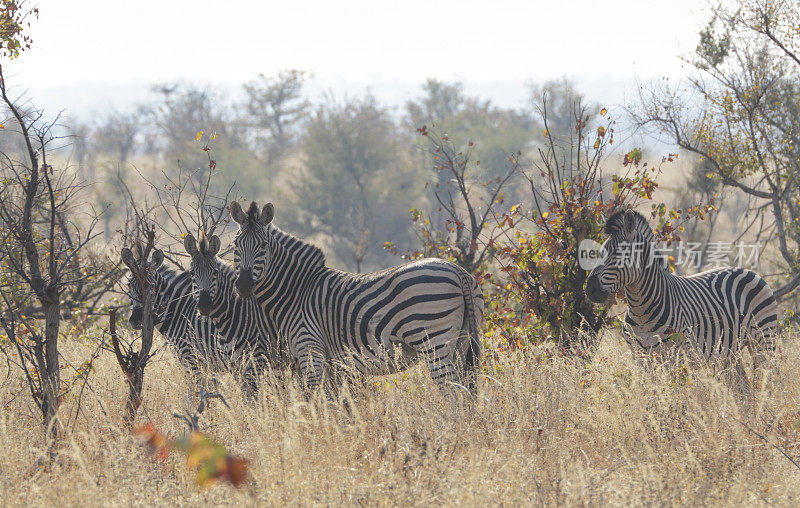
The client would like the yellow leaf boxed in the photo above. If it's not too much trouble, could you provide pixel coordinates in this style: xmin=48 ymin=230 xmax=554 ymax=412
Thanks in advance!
xmin=195 ymin=130 xmax=204 ymax=141
xmin=542 ymin=212 xmax=549 ymax=219
xmin=543 ymin=129 xmax=549 ymax=137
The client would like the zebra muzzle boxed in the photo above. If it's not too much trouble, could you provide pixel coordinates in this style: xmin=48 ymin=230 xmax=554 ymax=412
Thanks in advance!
xmin=197 ymin=291 xmax=213 ymax=316
xmin=585 ymin=274 xmax=610 ymax=303
xmin=129 ymin=307 xmax=143 ymax=329
xmin=236 ymin=269 xmax=253 ymax=298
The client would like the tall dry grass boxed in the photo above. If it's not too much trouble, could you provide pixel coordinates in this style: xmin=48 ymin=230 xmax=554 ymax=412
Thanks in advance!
xmin=0 ymin=329 xmax=799 ymax=506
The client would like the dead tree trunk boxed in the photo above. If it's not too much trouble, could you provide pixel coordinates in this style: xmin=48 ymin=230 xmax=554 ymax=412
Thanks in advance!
xmin=109 ymin=303 xmax=155 ymax=425
xmin=112 ymin=234 xmax=160 ymax=426
xmin=41 ymin=296 xmax=61 ymax=434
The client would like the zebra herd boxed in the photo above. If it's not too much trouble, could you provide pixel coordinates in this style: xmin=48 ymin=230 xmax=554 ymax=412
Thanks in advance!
xmin=124 ymin=201 xmax=484 ymax=402
xmin=123 ymin=204 xmax=779 ymax=404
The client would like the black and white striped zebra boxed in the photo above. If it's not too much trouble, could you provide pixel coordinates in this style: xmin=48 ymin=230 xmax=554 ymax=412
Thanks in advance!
xmin=228 ymin=201 xmax=484 ymax=398
xmin=121 ymin=247 xmax=262 ymax=400
xmin=585 ymin=209 xmax=778 ymax=375
xmin=183 ymin=232 xmax=289 ymax=392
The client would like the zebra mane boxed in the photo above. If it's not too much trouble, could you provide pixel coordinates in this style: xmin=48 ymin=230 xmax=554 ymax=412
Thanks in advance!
xmin=238 ymin=201 xmax=326 ymax=270
xmin=605 ymin=208 xmax=667 ymax=269
xmin=126 ymin=262 xmax=180 ymax=288
xmin=126 ymin=263 xmax=187 ymax=309
xmin=268 ymin=223 xmax=327 ymax=270
xmin=246 ymin=201 xmax=260 ymax=222
xmin=605 ymin=209 xmax=655 ymax=240
xmin=198 ymin=232 xmax=210 ymax=256
xmin=157 ymin=263 xmax=183 ymax=280
xmin=155 ymin=264 xmax=190 ymax=301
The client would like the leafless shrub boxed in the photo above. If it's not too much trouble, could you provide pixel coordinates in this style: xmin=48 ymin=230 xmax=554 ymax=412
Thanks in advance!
xmin=0 ymin=64 xmax=103 ymax=441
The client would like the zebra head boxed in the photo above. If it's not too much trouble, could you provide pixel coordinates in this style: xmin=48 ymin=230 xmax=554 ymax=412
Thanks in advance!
xmin=586 ymin=209 xmax=654 ymax=303
xmin=184 ymin=232 xmax=221 ymax=317
xmin=230 ymin=200 xmax=274 ymax=298
xmin=121 ymin=247 xmax=166 ymax=329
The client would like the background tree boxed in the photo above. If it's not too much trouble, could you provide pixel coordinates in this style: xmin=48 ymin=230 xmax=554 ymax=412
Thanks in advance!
xmin=242 ymin=69 xmax=310 ymax=168
xmin=143 ymin=83 xmax=264 ymax=205
xmin=406 ymin=78 xmax=535 ymax=180
xmin=633 ymin=0 xmax=800 ymax=299
xmin=0 ymin=0 xmax=37 ymax=59
xmin=292 ymin=94 xmax=413 ymax=272
xmin=389 ymin=124 xmax=521 ymax=277
xmin=148 ymin=84 xmax=228 ymax=160
xmin=528 ymin=77 xmax=599 ymax=147
xmin=70 ymin=108 xmax=144 ymax=240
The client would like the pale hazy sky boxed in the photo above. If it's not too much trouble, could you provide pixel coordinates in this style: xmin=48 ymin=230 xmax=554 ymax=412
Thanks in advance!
xmin=3 ymin=0 xmax=710 ymax=115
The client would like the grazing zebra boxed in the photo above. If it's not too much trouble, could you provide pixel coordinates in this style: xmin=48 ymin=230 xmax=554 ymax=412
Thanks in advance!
xmin=228 ymin=200 xmax=484 ymax=399
xmin=183 ymin=232 xmax=289 ymax=387
xmin=121 ymin=247 xmax=262 ymax=401
xmin=585 ymin=209 xmax=778 ymax=377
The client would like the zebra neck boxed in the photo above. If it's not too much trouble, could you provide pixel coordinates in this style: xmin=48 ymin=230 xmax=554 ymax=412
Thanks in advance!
xmin=210 ymin=259 xmax=237 ymax=315
xmin=255 ymin=226 xmax=327 ymax=322
xmin=624 ymin=257 xmax=680 ymax=329
xmin=154 ymin=266 xmax=194 ymax=340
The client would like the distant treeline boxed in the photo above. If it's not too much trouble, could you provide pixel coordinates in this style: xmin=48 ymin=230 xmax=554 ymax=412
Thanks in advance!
xmin=64 ymin=74 xmax=600 ymax=272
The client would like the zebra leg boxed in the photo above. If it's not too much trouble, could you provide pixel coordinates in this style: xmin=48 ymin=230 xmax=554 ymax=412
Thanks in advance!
xmin=296 ymin=342 xmax=329 ymax=398
xmin=746 ymin=335 xmax=771 ymax=395
xmin=456 ymin=266 xmax=482 ymax=398
xmin=733 ymin=355 xmax=750 ymax=395
xmin=235 ymin=361 xmax=261 ymax=403
xmin=184 ymin=359 xmax=208 ymax=411
xmin=752 ymin=347 xmax=770 ymax=394
xmin=425 ymin=354 xmax=462 ymax=399
xmin=185 ymin=368 xmax=199 ymax=410
xmin=454 ymin=328 xmax=480 ymax=399
xmin=715 ymin=349 xmax=750 ymax=396
xmin=423 ymin=337 xmax=474 ymax=402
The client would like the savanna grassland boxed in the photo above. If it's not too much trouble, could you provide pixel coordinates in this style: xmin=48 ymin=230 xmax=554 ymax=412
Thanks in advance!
xmin=1 ymin=328 xmax=799 ymax=506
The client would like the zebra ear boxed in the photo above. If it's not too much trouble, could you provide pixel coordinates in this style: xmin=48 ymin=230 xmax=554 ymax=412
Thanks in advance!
xmin=121 ymin=247 xmax=136 ymax=270
xmin=230 ymin=201 xmax=247 ymax=225
xmin=623 ymin=209 xmax=637 ymax=241
xmin=149 ymin=249 xmax=164 ymax=270
xmin=259 ymin=203 xmax=274 ymax=226
xmin=208 ymin=235 xmax=221 ymax=256
xmin=183 ymin=233 xmax=198 ymax=256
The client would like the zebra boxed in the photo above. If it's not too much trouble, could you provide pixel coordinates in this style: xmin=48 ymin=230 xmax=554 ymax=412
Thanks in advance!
xmin=228 ymin=200 xmax=485 ymax=399
xmin=183 ymin=232 xmax=289 ymax=395
xmin=584 ymin=209 xmax=778 ymax=381
xmin=120 ymin=247 xmax=260 ymax=402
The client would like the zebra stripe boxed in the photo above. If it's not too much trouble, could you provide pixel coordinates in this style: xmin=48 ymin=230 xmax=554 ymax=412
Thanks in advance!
xmin=585 ymin=209 xmax=778 ymax=368
xmin=184 ymin=233 xmax=287 ymax=393
xmin=229 ymin=201 xmax=484 ymax=398
xmin=124 ymin=258 xmax=267 ymax=399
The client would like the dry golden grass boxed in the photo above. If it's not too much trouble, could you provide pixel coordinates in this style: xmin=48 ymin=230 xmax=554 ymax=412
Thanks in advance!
xmin=1 ymin=329 xmax=799 ymax=506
